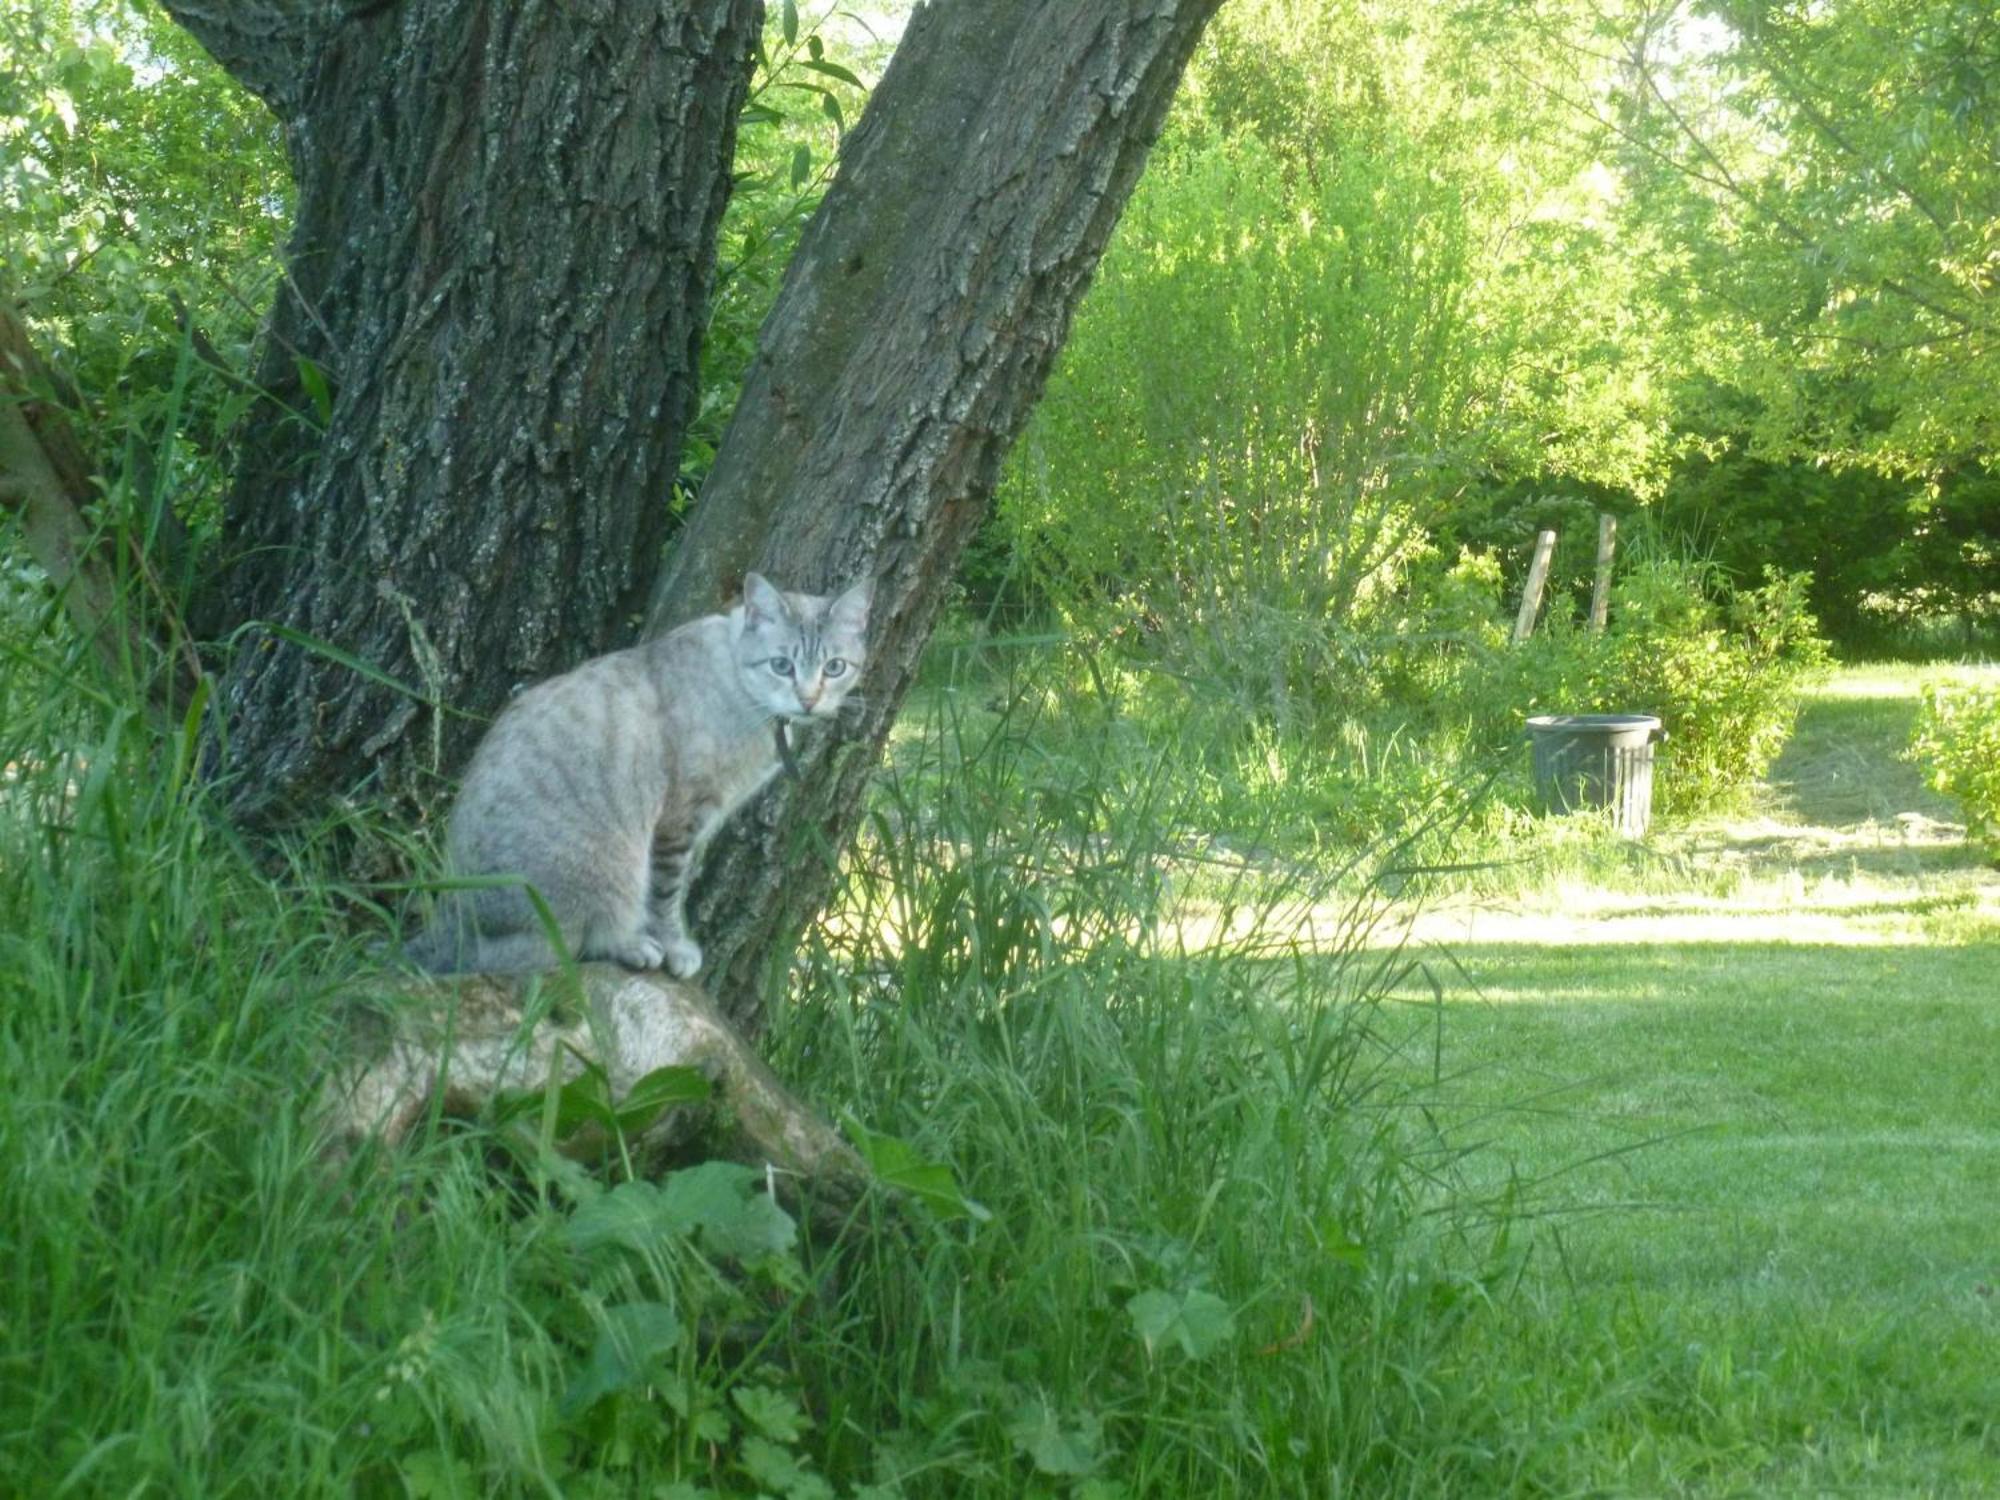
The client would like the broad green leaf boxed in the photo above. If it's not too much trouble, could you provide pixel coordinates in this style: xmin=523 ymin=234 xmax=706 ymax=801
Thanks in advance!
xmin=789 ymin=143 xmax=812 ymax=189
xmin=779 ymin=0 xmax=797 ymax=44
xmin=561 ymin=1301 xmax=682 ymax=1415
xmin=1126 ymin=1287 xmax=1236 ymax=1360
xmin=564 ymin=1180 xmax=672 ymax=1254
xmin=1006 ymin=1397 xmax=1103 ymax=1477
xmin=659 ymin=1161 xmax=798 ymax=1261
xmin=844 ymin=1119 xmax=991 ymax=1222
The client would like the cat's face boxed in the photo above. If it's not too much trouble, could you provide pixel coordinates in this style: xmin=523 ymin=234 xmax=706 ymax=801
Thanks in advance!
xmin=736 ymin=573 xmax=872 ymax=722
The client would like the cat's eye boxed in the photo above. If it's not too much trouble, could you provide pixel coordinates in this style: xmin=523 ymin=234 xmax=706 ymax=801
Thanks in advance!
xmin=823 ymin=658 xmax=848 ymax=679
xmin=768 ymin=657 xmax=795 ymax=677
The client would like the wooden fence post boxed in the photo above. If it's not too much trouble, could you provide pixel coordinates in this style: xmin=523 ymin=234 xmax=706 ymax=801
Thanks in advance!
xmin=1589 ymin=513 xmax=1617 ymax=634
xmin=1513 ymin=528 xmax=1558 ymax=645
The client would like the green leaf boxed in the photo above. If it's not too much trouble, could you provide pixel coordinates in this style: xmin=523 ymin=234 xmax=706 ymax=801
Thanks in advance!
xmin=401 ymin=1450 xmax=479 ymax=1498
xmin=780 ymin=0 xmax=798 ymax=45
xmin=1006 ymin=1397 xmax=1104 ymax=1477
xmin=250 ymin=622 xmax=428 ymax=703
xmin=294 ymin=354 xmax=333 ymax=425
xmin=169 ymin=673 xmax=211 ymax=800
xmin=1126 ymin=1287 xmax=1236 ymax=1361
xmin=566 ymin=1165 xmax=794 ymax=1262
xmin=614 ymin=1065 xmax=712 ymax=1135
xmin=738 ymin=1435 xmax=832 ymax=1500
xmin=844 ymin=1119 xmax=991 ymax=1222
xmin=564 ymin=1180 xmax=672 ymax=1254
xmin=732 ymin=1383 xmax=808 ymax=1443
xmin=659 ymin=1161 xmax=798 ymax=1262
xmin=802 ymin=57 xmax=863 ymax=90
xmin=690 ymin=1403 xmax=731 ymax=1445
xmin=497 ymin=1066 xmax=622 ymax=1137
xmin=789 ymin=143 xmax=812 ymax=189
xmin=820 ymin=90 xmax=844 ymax=133
xmin=562 ymin=1301 xmax=682 ymax=1415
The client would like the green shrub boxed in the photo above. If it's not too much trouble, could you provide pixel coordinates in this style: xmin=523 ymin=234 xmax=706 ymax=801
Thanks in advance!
xmin=1910 ymin=683 xmax=2000 ymax=860
xmin=1447 ymin=557 xmax=1829 ymax=814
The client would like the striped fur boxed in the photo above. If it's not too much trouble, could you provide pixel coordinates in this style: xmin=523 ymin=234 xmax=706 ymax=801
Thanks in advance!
xmin=401 ymin=573 xmax=871 ymax=976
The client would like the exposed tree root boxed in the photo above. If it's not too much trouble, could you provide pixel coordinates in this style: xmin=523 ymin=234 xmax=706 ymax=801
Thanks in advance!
xmin=326 ymin=966 xmax=864 ymax=1189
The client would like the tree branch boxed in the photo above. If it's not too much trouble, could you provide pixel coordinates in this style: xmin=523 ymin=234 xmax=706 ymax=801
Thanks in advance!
xmin=154 ymin=0 xmax=333 ymax=118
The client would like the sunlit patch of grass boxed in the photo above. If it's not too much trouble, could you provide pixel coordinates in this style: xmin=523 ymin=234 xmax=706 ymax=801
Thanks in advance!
xmin=1297 ymin=660 xmax=2000 ymax=1491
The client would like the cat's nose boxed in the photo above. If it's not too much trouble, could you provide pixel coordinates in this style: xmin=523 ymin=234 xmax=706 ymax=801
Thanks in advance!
xmin=797 ymin=683 xmax=821 ymax=712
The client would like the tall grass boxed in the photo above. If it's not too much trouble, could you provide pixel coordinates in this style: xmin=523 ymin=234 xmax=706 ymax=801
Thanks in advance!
xmin=0 ymin=566 xmax=1530 ymax=1492
xmin=761 ymin=642 xmax=1532 ymax=1494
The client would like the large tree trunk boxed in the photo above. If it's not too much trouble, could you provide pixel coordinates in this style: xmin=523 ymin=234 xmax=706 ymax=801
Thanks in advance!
xmin=165 ymin=0 xmax=763 ymax=824
xmin=653 ymin=0 xmax=1223 ymax=1027
xmin=160 ymin=0 xmax=1217 ymax=1038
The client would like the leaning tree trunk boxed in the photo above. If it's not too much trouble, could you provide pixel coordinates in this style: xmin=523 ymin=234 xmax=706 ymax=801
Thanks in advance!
xmin=651 ymin=0 xmax=1224 ymax=1028
xmin=164 ymin=0 xmax=762 ymax=825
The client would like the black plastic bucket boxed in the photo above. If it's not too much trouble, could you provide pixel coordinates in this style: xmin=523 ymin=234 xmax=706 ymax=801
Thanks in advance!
xmin=1525 ymin=714 xmax=1665 ymax=837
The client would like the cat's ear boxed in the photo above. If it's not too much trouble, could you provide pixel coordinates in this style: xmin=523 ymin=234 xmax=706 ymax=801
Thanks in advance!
xmin=829 ymin=577 xmax=873 ymax=635
xmin=743 ymin=572 xmax=787 ymax=626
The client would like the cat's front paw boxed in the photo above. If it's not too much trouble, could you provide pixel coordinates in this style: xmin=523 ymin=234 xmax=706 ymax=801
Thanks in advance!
xmin=662 ymin=938 xmax=703 ymax=979
xmin=606 ymin=935 xmax=667 ymax=971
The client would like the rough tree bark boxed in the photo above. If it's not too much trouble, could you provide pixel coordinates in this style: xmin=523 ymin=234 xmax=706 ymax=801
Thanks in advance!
xmin=651 ymin=0 xmax=1224 ymax=1027
xmin=162 ymin=0 xmax=763 ymax=823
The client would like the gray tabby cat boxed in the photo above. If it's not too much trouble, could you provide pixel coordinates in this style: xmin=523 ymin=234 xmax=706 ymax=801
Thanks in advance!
xmin=402 ymin=573 xmax=871 ymax=976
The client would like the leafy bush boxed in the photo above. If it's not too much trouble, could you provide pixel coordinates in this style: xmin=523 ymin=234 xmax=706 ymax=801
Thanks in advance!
xmin=1471 ymin=558 xmax=1828 ymax=814
xmin=1910 ymin=683 xmax=2000 ymax=860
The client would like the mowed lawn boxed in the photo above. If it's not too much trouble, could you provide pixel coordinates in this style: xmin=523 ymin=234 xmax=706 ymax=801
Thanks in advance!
xmin=1378 ymin=664 xmax=2000 ymax=1494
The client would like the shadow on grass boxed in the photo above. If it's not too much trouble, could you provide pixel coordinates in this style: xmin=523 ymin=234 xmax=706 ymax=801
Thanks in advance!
xmin=1768 ymin=681 xmax=1958 ymax=829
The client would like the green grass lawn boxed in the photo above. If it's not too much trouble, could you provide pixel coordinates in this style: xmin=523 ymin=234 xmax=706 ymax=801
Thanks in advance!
xmin=1375 ymin=663 xmax=2000 ymax=1494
